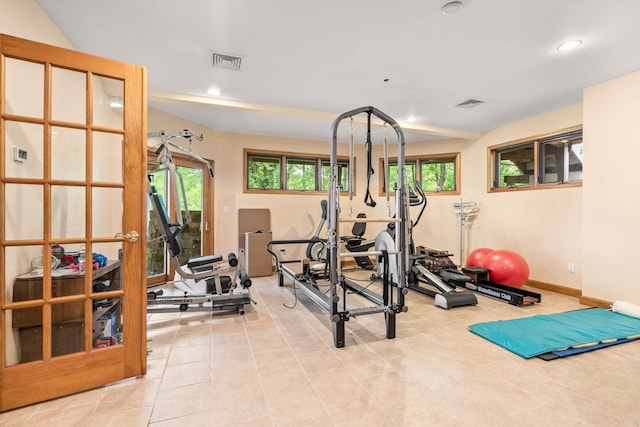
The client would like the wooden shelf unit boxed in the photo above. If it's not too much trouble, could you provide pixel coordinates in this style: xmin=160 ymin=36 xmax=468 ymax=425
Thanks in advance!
xmin=12 ymin=261 xmax=122 ymax=362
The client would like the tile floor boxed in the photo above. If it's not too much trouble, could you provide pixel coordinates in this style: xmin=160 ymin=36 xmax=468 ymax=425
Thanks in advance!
xmin=2 ymin=273 xmax=640 ymax=426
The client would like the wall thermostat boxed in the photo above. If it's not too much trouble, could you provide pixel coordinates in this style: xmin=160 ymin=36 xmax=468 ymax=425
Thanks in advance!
xmin=13 ymin=145 xmax=28 ymax=163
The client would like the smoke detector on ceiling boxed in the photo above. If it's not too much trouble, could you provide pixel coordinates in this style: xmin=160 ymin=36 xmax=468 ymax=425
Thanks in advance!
xmin=211 ymin=52 xmax=243 ymax=71
xmin=455 ymin=98 xmax=486 ymax=109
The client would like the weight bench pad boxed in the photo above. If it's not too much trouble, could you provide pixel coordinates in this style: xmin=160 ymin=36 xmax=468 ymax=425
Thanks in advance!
xmin=188 ymin=254 xmax=223 ymax=269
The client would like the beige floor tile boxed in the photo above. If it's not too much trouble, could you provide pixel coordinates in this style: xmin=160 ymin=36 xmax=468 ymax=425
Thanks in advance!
xmin=252 ymin=347 xmax=299 ymax=372
xmin=0 ymin=404 xmax=40 ymax=427
xmin=146 ymin=335 xmax=174 ymax=360
xmin=247 ymin=330 xmax=290 ymax=353
xmin=264 ymin=388 xmax=330 ymax=423
xmin=4 ymin=277 xmax=640 ymax=427
xmin=384 ymin=397 xmax=462 ymax=427
xmin=210 ymin=383 xmax=270 ymax=425
xmin=296 ymin=349 xmax=345 ymax=375
xmin=286 ymin=333 xmax=332 ymax=354
xmin=167 ymin=343 xmax=212 ymax=366
xmin=96 ymin=377 xmax=161 ymax=413
xmin=89 ymin=406 xmax=153 ymax=427
xmin=146 ymin=356 xmax=169 ymax=380
xmin=150 ymin=382 xmax=211 ymax=423
xmin=35 ymin=385 xmax=107 ymax=411
xmin=149 ymin=410 xmax=214 ymax=426
xmin=258 ymin=364 xmax=312 ymax=396
xmin=25 ymin=402 xmax=97 ymax=426
xmin=213 ymin=360 xmax=259 ymax=386
xmin=160 ymin=360 xmax=212 ymax=389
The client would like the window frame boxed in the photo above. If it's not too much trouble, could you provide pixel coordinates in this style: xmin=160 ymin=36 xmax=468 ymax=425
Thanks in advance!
xmin=379 ymin=152 xmax=461 ymax=196
xmin=488 ymin=126 xmax=582 ymax=192
xmin=244 ymin=148 xmax=353 ymax=195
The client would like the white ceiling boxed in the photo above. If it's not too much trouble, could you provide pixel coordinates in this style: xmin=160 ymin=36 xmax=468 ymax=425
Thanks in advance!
xmin=37 ymin=0 xmax=640 ymax=143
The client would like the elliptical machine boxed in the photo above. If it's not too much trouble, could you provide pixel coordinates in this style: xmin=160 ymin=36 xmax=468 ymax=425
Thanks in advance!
xmin=305 ymin=200 xmax=329 ymax=263
xmin=375 ymin=182 xmax=478 ymax=309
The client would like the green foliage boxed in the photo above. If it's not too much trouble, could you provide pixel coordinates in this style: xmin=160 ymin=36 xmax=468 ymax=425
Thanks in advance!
xmin=286 ymin=159 xmax=316 ymax=191
xmin=499 ymin=160 xmax=526 ymax=187
xmin=321 ymin=162 xmax=349 ymax=191
xmin=387 ymin=163 xmax=416 ymax=192
xmin=177 ymin=166 xmax=203 ymax=209
xmin=387 ymin=159 xmax=456 ymax=193
xmin=248 ymin=156 xmax=281 ymax=189
xmin=421 ymin=161 xmax=455 ymax=192
xmin=247 ymin=154 xmax=353 ymax=192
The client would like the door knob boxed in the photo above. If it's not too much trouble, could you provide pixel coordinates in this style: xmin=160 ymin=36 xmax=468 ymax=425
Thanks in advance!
xmin=115 ymin=231 xmax=140 ymax=243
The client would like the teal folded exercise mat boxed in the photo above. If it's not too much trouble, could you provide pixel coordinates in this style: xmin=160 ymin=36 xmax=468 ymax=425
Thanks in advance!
xmin=468 ymin=308 xmax=640 ymax=359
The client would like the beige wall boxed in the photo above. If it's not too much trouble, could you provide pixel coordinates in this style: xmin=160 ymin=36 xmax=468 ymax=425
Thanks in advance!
xmin=583 ymin=70 xmax=640 ymax=304
xmin=0 ymin=0 xmax=73 ymax=48
xmin=464 ymin=105 xmax=584 ymax=291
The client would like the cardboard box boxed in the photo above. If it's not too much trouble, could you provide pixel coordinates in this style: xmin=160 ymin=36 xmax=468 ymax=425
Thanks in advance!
xmin=245 ymin=231 xmax=273 ymax=277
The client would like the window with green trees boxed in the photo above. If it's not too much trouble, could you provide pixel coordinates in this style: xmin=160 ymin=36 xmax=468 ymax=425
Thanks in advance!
xmin=247 ymin=155 xmax=281 ymax=190
xmin=321 ymin=160 xmax=349 ymax=191
xmin=386 ymin=161 xmax=416 ymax=193
xmin=286 ymin=158 xmax=317 ymax=191
xmin=421 ymin=158 xmax=456 ymax=192
xmin=245 ymin=149 xmax=350 ymax=194
xmin=382 ymin=154 xmax=459 ymax=195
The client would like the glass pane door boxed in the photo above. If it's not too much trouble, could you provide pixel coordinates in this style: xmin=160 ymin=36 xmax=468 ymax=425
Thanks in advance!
xmin=1 ymin=34 xmax=146 ymax=412
xmin=146 ymin=154 xmax=209 ymax=283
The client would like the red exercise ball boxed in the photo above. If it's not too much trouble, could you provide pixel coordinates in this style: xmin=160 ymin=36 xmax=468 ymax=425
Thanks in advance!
xmin=481 ymin=249 xmax=529 ymax=288
xmin=465 ymin=247 xmax=494 ymax=268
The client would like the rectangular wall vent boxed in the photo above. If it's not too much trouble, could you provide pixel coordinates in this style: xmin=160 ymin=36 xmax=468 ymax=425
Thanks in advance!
xmin=455 ymin=98 xmax=486 ymax=109
xmin=211 ymin=52 xmax=243 ymax=71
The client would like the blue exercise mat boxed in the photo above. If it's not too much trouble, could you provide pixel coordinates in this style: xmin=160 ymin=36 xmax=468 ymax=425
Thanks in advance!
xmin=469 ymin=308 xmax=640 ymax=359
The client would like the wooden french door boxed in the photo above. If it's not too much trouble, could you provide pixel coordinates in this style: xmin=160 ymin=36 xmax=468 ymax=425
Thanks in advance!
xmin=0 ymin=34 xmax=147 ymax=411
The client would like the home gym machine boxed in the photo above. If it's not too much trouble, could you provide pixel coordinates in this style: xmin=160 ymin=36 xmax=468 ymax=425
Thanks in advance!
xmin=146 ymin=130 xmax=252 ymax=315
xmin=268 ymin=106 xmax=410 ymax=348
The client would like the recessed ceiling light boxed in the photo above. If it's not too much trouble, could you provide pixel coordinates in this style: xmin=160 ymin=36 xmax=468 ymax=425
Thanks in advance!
xmin=441 ymin=1 xmax=464 ymax=15
xmin=207 ymin=87 xmax=221 ymax=96
xmin=557 ymin=40 xmax=582 ymax=51
xmin=406 ymin=116 xmax=418 ymax=123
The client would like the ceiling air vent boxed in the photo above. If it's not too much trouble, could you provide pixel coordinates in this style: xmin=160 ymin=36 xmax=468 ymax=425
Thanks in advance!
xmin=211 ymin=52 xmax=243 ymax=71
xmin=455 ymin=98 xmax=486 ymax=109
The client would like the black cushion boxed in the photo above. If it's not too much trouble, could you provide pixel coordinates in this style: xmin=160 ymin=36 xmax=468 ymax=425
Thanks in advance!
xmin=187 ymin=254 xmax=223 ymax=269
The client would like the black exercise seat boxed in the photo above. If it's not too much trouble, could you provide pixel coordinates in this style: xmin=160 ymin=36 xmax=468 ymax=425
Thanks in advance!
xmin=341 ymin=213 xmax=367 ymax=245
